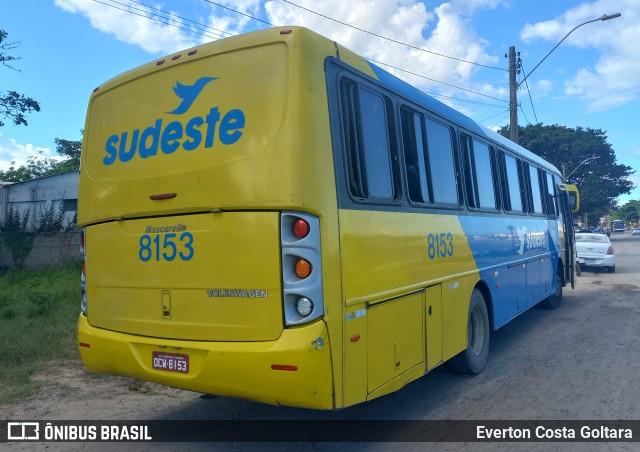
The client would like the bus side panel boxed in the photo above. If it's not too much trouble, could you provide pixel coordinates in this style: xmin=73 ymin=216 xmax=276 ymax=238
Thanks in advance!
xmin=339 ymin=209 xmax=478 ymax=406
xmin=458 ymin=216 xmax=561 ymax=329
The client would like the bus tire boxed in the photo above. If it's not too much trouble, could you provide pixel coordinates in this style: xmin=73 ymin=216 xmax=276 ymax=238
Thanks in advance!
xmin=540 ymin=271 xmax=563 ymax=309
xmin=449 ymin=289 xmax=489 ymax=375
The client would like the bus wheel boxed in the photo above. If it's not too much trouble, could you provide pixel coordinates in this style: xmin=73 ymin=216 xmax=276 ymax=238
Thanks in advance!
xmin=449 ymin=289 xmax=489 ymax=375
xmin=540 ymin=271 xmax=563 ymax=309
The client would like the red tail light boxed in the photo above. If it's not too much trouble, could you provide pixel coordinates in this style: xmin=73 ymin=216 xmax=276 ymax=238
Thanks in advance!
xmin=292 ymin=219 xmax=310 ymax=239
xmin=607 ymin=246 xmax=614 ymax=255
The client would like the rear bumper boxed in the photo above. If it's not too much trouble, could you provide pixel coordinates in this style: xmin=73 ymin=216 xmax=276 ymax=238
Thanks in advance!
xmin=77 ymin=315 xmax=334 ymax=409
xmin=576 ymin=255 xmax=615 ymax=268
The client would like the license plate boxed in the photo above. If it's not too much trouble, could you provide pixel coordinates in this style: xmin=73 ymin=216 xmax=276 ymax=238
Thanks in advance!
xmin=152 ymin=351 xmax=189 ymax=373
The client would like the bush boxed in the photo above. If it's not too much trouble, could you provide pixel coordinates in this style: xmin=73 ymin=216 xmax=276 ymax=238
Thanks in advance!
xmin=0 ymin=263 xmax=80 ymax=403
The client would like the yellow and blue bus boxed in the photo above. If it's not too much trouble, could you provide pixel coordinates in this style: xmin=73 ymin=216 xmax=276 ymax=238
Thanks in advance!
xmin=77 ymin=26 xmax=578 ymax=410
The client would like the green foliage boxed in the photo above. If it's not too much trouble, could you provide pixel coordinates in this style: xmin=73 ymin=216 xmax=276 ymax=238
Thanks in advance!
xmin=1 ymin=204 xmax=29 ymax=232
xmin=2 ymin=233 xmax=35 ymax=269
xmin=54 ymin=135 xmax=82 ymax=171
xmin=0 ymin=205 xmax=34 ymax=269
xmin=611 ymin=200 xmax=640 ymax=226
xmin=0 ymin=263 xmax=80 ymax=403
xmin=0 ymin=202 xmax=75 ymax=268
xmin=499 ymin=123 xmax=635 ymax=222
xmin=0 ymin=29 xmax=40 ymax=128
xmin=66 ymin=212 xmax=78 ymax=232
xmin=0 ymin=152 xmax=77 ymax=182
xmin=38 ymin=200 xmax=66 ymax=233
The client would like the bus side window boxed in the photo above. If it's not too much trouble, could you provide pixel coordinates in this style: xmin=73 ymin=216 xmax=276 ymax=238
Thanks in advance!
xmin=425 ymin=118 xmax=458 ymax=205
xmin=545 ymin=172 xmax=558 ymax=217
xmin=400 ymin=109 xmax=459 ymax=207
xmin=400 ymin=108 xmax=430 ymax=203
xmin=340 ymin=80 xmax=395 ymax=201
xmin=340 ymin=82 xmax=367 ymax=198
xmin=462 ymin=135 xmax=498 ymax=210
xmin=526 ymin=164 xmax=544 ymax=215
xmin=500 ymin=152 xmax=525 ymax=213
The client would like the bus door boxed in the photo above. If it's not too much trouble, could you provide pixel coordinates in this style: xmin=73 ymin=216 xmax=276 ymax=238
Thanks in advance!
xmin=557 ymin=184 xmax=578 ymax=288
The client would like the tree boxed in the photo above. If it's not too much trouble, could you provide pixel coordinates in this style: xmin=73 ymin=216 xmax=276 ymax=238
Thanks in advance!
xmin=0 ymin=130 xmax=81 ymax=182
xmin=53 ymin=135 xmax=82 ymax=171
xmin=612 ymin=200 xmax=640 ymax=227
xmin=0 ymin=29 xmax=40 ymax=127
xmin=499 ymin=124 xmax=634 ymax=223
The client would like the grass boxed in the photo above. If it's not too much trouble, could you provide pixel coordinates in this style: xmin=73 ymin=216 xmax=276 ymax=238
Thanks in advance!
xmin=0 ymin=262 xmax=81 ymax=403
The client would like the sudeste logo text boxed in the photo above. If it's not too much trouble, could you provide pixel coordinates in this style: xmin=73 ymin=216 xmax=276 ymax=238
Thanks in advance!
xmin=102 ymin=77 xmax=245 ymax=166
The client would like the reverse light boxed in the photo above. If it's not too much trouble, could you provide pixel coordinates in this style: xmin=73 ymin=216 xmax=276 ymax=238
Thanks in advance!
xmin=296 ymin=297 xmax=313 ymax=317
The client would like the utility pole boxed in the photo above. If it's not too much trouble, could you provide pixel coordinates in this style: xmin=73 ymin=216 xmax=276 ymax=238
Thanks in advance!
xmin=508 ymin=46 xmax=519 ymax=143
xmin=507 ymin=13 xmax=621 ymax=144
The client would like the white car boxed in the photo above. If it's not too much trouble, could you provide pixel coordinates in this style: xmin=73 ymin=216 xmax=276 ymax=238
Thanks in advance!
xmin=575 ymin=233 xmax=616 ymax=273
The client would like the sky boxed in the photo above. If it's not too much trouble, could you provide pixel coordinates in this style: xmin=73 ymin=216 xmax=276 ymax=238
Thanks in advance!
xmin=2 ymin=0 xmax=640 ymax=204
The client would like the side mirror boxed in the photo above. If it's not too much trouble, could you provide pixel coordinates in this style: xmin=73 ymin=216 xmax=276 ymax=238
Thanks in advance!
xmin=557 ymin=183 xmax=580 ymax=213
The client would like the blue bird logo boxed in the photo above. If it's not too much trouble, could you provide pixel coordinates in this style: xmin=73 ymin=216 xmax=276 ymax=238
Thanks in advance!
xmin=167 ymin=76 xmax=218 ymax=115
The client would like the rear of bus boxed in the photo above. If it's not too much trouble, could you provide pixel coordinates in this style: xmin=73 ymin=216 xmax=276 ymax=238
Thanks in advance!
xmin=77 ymin=28 xmax=341 ymax=409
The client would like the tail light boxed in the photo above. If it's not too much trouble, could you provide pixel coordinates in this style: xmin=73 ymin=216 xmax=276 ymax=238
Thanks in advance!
xmin=281 ymin=212 xmax=323 ymax=325
xmin=80 ymin=229 xmax=87 ymax=315
xmin=607 ymin=246 xmax=614 ymax=255
xmin=292 ymin=219 xmax=310 ymax=239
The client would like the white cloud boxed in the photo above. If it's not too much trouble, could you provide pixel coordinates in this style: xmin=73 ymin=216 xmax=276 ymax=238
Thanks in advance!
xmin=0 ymin=135 xmax=56 ymax=172
xmin=54 ymin=0 xmax=198 ymax=54
xmin=520 ymin=0 xmax=640 ymax=111
xmin=264 ymin=0 xmax=506 ymax=103
xmin=534 ymin=79 xmax=553 ymax=97
xmin=53 ymin=0 xmax=510 ymax=105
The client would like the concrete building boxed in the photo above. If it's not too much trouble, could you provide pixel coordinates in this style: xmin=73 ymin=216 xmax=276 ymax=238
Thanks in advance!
xmin=0 ymin=171 xmax=79 ymax=230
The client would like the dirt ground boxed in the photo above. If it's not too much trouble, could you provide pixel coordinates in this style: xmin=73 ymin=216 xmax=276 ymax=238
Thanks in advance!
xmin=1 ymin=359 xmax=199 ymax=421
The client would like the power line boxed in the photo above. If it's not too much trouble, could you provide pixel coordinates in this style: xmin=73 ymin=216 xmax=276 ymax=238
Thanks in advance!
xmin=519 ymin=105 xmax=534 ymax=126
xmin=490 ymin=112 xmax=510 ymax=129
xmin=282 ymin=0 xmax=506 ymax=71
xmin=129 ymin=0 xmax=232 ymax=38
xmin=367 ymin=58 xmax=508 ymax=104
xmin=518 ymin=56 xmax=539 ymax=124
xmin=90 ymin=0 xmax=224 ymax=40
xmin=202 ymin=0 xmax=275 ymax=27
xmin=479 ymin=108 xmax=510 ymax=124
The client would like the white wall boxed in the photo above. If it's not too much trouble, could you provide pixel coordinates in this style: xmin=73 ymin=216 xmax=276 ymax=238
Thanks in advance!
xmin=0 ymin=171 xmax=79 ymax=230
